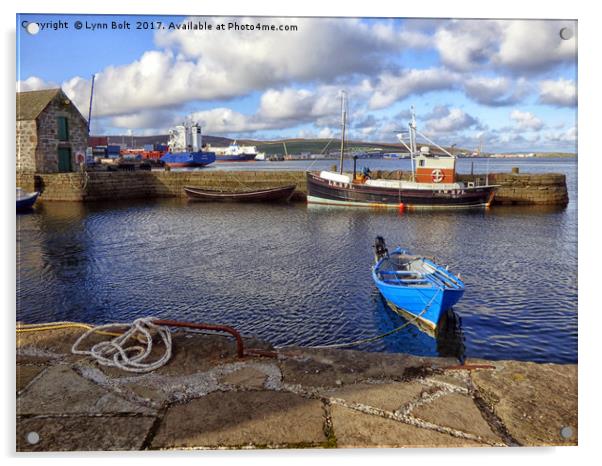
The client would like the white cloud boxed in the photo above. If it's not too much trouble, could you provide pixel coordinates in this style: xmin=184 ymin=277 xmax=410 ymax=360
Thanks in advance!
xmin=434 ymin=20 xmax=576 ymax=74
xmin=368 ymin=68 xmax=460 ymax=109
xmin=464 ymin=76 xmax=531 ymax=106
xmin=258 ymin=87 xmax=340 ymax=121
xmin=424 ymin=106 xmax=481 ymax=133
xmin=494 ymin=21 xmax=576 ymax=73
xmin=16 ymin=76 xmax=58 ymax=92
xmin=545 ymin=126 xmax=577 ymax=143
xmin=510 ymin=110 xmax=544 ymax=131
xmin=538 ymin=78 xmax=577 ymax=107
xmin=434 ymin=21 xmax=499 ymax=71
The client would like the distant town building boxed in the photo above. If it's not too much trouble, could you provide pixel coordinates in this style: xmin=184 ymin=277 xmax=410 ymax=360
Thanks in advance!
xmin=16 ymin=88 xmax=88 ymax=173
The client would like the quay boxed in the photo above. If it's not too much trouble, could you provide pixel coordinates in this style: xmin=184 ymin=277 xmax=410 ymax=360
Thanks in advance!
xmin=16 ymin=326 xmax=577 ymax=450
xmin=16 ymin=169 xmax=569 ymax=205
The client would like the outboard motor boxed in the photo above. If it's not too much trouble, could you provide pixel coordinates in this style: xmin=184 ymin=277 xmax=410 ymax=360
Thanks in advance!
xmin=374 ymin=236 xmax=389 ymax=262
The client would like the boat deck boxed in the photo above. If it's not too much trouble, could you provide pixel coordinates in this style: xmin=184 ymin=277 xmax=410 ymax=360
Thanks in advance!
xmin=376 ymin=253 xmax=463 ymax=290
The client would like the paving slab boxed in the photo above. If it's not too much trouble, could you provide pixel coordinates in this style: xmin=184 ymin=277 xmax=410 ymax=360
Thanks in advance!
xmin=470 ymin=361 xmax=577 ymax=446
xmin=151 ymin=390 xmax=327 ymax=449
xmin=16 ymin=415 xmax=156 ymax=451
xmin=330 ymin=405 xmax=483 ymax=448
xmin=17 ymin=327 xmax=108 ymax=364
xmin=329 ymin=381 xmax=426 ymax=412
xmin=411 ymin=392 xmax=503 ymax=444
xmin=279 ymin=347 xmax=456 ymax=387
xmin=219 ymin=367 xmax=268 ymax=389
xmin=17 ymin=365 xmax=152 ymax=416
xmin=17 ymin=365 xmax=46 ymax=393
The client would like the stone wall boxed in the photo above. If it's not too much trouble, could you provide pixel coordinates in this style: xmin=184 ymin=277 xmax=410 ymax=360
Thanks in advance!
xmin=27 ymin=170 xmax=568 ymax=206
xmin=16 ymin=121 xmax=37 ymax=173
xmin=481 ymin=172 xmax=569 ymax=205
xmin=34 ymin=94 xmax=88 ymax=173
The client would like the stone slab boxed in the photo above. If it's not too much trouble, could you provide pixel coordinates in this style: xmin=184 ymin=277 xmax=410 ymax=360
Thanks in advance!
xmin=279 ymin=347 xmax=456 ymax=387
xmin=330 ymin=405 xmax=483 ymax=448
xmin=329 ymin=382 xmax=426 ymax=412
xmin=16 ymin=415 xmax=156 ymax=451
xmin=411 ymin=392 xmax=503 ymax=443
xmin=17 ymin=365 xmax=46 ymax=393
xmin=471 ymin=361 xmax=577 ymax=446
xmin=17 ymin=365 xmax=152 ymax=416
xmin=219 ymin=367 xmax=268 ymax=389
xmin=151 ymin=391 xmax=327 ymax=448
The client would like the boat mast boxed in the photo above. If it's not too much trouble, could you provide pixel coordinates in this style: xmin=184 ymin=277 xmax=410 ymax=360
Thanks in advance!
xmin=338 ymin=90 xmax=347 ymax=175
xmin=409 ymin=106 xmax=417 ymax=181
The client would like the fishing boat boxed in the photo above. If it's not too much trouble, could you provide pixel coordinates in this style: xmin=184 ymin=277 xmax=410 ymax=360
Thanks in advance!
xmin=307 ymin=93 xmax=498 ymax=209
xmin=184 ymin=185 xmax=296 ymax=202
xmin=371 ymin=236 xmax=465 ymax=333
xmin=16 ymin=188 xmax=39 ymax=211
xmin=161 ymin=122 xmax=216 ymax=168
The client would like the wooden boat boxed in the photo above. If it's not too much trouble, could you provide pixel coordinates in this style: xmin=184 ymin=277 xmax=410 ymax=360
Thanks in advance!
xmin=371 ymin=236 xmax=465 ymax=333
xmin=307 ymin=94 xmax=498 ymax=209
xmin=16 ymin=188 xmax=39 ymax=211
xmin=184 ymin=185 xmax=296 ymax=202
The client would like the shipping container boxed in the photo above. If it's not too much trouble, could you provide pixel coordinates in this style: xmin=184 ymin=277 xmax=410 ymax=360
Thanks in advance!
xmin=88 ymin=136 xmax=108 ymax=147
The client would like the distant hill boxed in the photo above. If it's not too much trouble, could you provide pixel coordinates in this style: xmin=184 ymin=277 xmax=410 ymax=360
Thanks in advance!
xmin=237 ymin=138 xmax=411 ymax=156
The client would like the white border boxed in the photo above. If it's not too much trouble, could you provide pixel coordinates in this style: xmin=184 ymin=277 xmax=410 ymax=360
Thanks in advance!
xmin=3 ymin=1 xmax=597 ymax=465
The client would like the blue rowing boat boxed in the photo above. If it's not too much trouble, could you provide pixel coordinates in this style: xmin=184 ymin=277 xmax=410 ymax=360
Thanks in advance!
xmin=371 ymin=237 xmax=465 ymax=333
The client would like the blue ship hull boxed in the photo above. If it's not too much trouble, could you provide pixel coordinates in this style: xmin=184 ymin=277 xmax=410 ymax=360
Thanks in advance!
xmin=216 ymin=153 xmax=256 ymax=162
xmin=161 ymin=151 xmax=216 ymax=167
xmin=372 ymin=244 xmax=465 ymax=332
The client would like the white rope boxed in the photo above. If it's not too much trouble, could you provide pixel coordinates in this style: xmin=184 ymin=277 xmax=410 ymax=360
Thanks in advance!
xmin=71 ymin=317 xmax=172 ymax=373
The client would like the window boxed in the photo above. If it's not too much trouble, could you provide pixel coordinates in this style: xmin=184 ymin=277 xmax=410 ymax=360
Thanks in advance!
xmin=57 ymin=117 xmax=69 ymax=141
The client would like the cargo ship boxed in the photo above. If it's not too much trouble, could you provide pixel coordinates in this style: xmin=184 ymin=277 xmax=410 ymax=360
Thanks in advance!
xmin=161 ymin=123 xmax=216 ymax=168
xmin=307 ymin=94 xmax=498 ymax=209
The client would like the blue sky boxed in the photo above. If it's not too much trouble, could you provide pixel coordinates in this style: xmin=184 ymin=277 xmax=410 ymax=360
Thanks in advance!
xmin=17 ymin=14 xmax=577 ymax=152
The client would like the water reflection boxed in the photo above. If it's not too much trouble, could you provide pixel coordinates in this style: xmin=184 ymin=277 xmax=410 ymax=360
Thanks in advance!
xmin=371 ymin=291 xmax=466 ymax=361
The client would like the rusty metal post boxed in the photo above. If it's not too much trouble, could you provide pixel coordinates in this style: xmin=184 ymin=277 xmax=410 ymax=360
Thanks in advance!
xmin=153 ymin=319 xmax=245 ymax=358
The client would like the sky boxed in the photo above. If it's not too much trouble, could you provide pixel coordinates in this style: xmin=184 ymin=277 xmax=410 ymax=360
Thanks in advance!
xmin=16 ymin=14 xmax=577 ymax=152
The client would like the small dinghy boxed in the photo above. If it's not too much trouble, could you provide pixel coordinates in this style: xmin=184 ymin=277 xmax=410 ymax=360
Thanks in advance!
xmin=371 ymin=236 xmax=465 ymax=333
xmin=16 ymin=188 xmax=39 ymax=211
xmin=184 ymin=185 xmax=296 ymax=202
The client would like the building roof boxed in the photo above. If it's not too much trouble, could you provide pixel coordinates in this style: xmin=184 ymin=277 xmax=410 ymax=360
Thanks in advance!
xmin=16 ymin=88 xmax=62 ymax=121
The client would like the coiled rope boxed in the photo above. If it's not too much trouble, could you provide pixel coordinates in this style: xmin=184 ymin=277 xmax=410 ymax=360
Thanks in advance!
xmin=70 ymin=317 xmax=172 ymax=373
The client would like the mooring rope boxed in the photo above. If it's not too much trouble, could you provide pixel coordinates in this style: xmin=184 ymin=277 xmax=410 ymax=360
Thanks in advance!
xmin=70 ymin=317 xmax=172 ymax=373
xmin=276 ymin=288 xmax=442 ymax=350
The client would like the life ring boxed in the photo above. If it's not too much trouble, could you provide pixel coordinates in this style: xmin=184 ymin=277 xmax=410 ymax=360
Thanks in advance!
xmin=431 ymin=169 xmax=444 ymax=183
xmin=76 ymin=152 xmax=85 ymax=164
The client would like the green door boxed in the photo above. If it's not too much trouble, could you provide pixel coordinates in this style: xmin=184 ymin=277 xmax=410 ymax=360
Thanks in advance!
xmin=58 ymin=147 xmax=72 ymax=172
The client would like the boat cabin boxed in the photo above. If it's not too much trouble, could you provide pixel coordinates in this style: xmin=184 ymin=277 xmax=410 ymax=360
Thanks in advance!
xmin=414 ymin=146 xmax=456 ymax=184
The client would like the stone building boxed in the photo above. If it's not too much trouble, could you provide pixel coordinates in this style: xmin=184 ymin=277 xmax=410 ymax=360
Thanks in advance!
xmin=16 ymin=88 xmax=88 ymax=173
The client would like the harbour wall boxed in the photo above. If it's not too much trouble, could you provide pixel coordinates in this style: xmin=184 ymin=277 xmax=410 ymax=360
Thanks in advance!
xmin=16 ymin=169 xmax=569 ymax=206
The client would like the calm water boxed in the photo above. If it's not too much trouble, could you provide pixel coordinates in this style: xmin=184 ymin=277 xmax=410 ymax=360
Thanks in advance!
xmin=16 ymin=158 xmax=578 ymax=363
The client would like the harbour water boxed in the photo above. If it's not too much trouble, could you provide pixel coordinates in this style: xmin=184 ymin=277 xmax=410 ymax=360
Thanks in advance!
xmin=16 ymin=158 xmax=577 ymax=363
